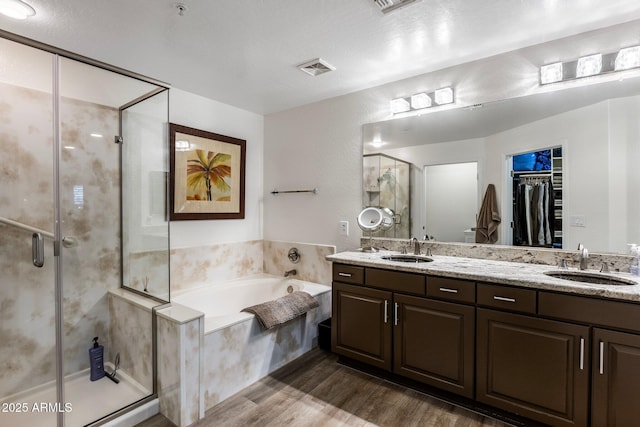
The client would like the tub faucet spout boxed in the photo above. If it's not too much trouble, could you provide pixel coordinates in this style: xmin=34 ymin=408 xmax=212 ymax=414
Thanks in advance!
xmin=284 ymin=269 xmax=297 ymax=278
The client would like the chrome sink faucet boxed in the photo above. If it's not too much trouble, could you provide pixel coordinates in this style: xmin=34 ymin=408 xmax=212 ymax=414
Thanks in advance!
xmin=284 ymin=269 xmax=297 ymax=278
xmin=411 ymin=237 xmax=420 ymax=255
xmin=577 ymin=243 xmax=589 ymax=270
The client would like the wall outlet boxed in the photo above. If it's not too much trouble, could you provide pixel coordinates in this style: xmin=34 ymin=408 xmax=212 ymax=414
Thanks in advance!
xmin=339 ymin=220 xmax=349 ymax=236
xmin=570 ymin=215 xmax=586 ymax=227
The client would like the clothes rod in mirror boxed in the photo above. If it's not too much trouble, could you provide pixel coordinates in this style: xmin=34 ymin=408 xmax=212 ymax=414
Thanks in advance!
xmin=271 ymin=188 xmax=318 ymax=195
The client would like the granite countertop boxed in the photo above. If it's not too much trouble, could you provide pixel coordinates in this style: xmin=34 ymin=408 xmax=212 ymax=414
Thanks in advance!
xmin=327 ymin=251 xmax=640 ymax=303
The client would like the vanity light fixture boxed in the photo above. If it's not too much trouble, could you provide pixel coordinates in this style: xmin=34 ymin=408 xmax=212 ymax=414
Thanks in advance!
xmin=0 ymin=0 xmax=36 ymax=19
xmin=575 ymin=53 xmax=602 ymax=78
xmin=391 ymin=86 xmax=455 ymax=115
xmin=410 ymin=93 xmax=431 ymax=109
xmin=615 ymin=46 xmax=640 ymax=71
xmin=434 ymin=87 xmax=454 ymax=105
xmin=390 ymin=97 xmax=411 ymax=114
xmin=540 ymin=45 xmax=640 ymax=85
xmin=540 ymin=62 xmax=563 ymax=84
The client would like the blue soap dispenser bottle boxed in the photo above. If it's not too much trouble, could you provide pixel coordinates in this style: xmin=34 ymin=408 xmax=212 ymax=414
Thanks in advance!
xmin=89 ymin=336 xmax=105 ymax=381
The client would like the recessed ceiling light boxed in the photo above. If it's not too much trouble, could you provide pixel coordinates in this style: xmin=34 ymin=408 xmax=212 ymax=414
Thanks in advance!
xmin=297 ymin=58 xmax=336 ymax=77
xmin=0 ymin=0 xmax=35 ymax=19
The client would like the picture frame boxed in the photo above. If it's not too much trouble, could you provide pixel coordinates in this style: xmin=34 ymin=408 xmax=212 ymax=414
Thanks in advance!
xmin=169 ymin=123 xmax=246 ymax=220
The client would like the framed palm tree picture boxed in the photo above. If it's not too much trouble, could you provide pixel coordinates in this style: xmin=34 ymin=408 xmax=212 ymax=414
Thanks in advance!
xmin=169 ymin=123 xmax=246 ymax=220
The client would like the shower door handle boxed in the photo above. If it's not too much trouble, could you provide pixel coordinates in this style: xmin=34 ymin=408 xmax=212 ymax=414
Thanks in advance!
xmin=32 ymin=232 xmax=44 ymax=267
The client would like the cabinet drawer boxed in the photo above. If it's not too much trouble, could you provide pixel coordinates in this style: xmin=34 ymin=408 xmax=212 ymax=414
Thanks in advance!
xmin=539 ymin=292 xmax=640 ymax=332
xmin=477 ymin=283 xmax=537 ymax=314
xmin=366 ymin=268 xmax=426 ymax=296
xmin=332 ymin=264 xmax=364 ymax=285
xmin=426 ymin=276 xmax=475 ymax=304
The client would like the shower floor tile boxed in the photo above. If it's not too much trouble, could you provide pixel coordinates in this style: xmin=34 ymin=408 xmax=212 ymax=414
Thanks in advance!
xmin=0 ymin=369 xmax=148 ymax=427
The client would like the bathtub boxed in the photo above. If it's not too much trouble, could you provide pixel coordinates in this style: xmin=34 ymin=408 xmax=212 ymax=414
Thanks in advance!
xmin=170 ymin=274 xmax=332 ymax=411
xmin=172 ymin=274 xmax=330 ymax=333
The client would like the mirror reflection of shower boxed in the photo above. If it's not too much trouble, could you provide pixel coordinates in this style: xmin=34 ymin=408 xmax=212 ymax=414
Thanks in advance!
xmin=362 ymin=153 xmax=411 ymax=238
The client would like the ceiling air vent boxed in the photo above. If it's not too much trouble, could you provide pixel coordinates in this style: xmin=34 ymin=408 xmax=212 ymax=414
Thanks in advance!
xmin=297 ymin=58 xmax=336 ymax=77
xmin=373 ymin=0 xmax=418 ymax=14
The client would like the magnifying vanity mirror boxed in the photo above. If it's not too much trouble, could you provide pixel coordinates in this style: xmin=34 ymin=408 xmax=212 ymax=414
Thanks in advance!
xmin=357 ymin=206 xmax=395 ymax=252
xmin=363 ymin=76 xmax=640 ymax=254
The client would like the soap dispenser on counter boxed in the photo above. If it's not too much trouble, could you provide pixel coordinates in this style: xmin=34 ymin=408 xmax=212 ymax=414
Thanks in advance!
xmin=89 ymin=337 xmax=105 ymax=381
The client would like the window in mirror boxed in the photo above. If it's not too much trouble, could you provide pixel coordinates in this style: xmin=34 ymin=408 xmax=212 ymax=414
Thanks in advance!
xmin=511 ymin=147 xmax=563 ymax=248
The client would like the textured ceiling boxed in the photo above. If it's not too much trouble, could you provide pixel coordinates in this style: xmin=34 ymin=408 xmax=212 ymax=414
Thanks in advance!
xmin=2 ymin=0 xmax=640 ymax=114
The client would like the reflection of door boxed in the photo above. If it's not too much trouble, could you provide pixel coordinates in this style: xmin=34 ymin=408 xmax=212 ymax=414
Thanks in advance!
xmin=424 ymin=162 xmax=478 ymax=242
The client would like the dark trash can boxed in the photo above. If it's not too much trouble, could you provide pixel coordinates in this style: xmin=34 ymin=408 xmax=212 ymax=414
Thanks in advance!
xmin=318 ymin=318 xmax=331 ymax=351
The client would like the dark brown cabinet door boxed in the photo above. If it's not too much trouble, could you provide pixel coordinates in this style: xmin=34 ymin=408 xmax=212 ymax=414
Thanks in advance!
xmin=332 ymin=282 xmax=392 ymax=370
xmin=592 ymin=328 xmax=640 ymax=427
xmin=393 ymin=294 xmax=475 ymax=398
xmin=476 ymin=309 xmax=589 ymax=427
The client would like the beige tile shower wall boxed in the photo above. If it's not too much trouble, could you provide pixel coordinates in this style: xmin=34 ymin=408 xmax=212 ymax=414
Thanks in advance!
xmin=59 ymin=95 xmax=121 ymax=378
xmin=263 ymin=240 xmax=336 ymax=285
xmin=108 ymin=291 xmax=154 ymax=392
xmin=126 ymin=249 xmax=170 ymax=299
xmin=0 ymin=82 xmax=120 ymax=397
xmin=170 ymin=240 xmax=263 ymax=293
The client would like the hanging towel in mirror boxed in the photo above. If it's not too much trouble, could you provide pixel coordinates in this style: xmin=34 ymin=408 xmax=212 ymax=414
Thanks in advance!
xmin=476 ymin=184 xmax=501 ymax=244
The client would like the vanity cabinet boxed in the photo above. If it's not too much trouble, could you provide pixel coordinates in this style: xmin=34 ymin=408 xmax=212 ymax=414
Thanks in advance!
xmin=537 ymin=291 xmax=640 ymax=426
xmin=394 ymin=294 xmax=475 ymax=398
xmin=591 ymin=328 xmax=640 ymax=426
xmin=330 ymin=258 xmax=640 ymax=427
xmin=331 ymin=264 xmax=476 ymax=398
xmin=332 ymin=281 xmax=392 ymax=369
xmin=476 ymin=308 xmax=589 ymax=427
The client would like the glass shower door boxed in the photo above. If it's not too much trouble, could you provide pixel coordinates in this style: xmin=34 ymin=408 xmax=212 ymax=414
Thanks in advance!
xmin=57 ymin=57 xmax=168 ymax=426
xmin=0 ymin=39 xmax=58 ymax=427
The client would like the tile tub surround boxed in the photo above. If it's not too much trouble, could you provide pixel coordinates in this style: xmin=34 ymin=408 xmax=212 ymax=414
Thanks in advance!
xmin=366 ymin=237 xmax=635 ymax=273
xmin=330 ymin=250 xmax=640 ymax=302
xmin=0 ymin=82 xmax=121 ymax=397
xmin=170 ymin=240 xmax=263 ymax=293
xmin=263 ymin=240 xmax=336 ymax=285
xmin=202 ymin=289 xmax=331 ymax=410
xmin=156 ymin=305 xmax=204 ymax=427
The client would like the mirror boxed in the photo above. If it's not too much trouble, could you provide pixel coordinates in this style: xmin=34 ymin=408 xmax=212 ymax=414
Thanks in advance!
xmin=363 ymin=77 xmax=640 ymax=254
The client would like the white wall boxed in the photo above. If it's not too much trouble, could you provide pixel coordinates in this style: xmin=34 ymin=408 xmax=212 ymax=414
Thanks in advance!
xmin=169 ymin=89 xmax=264 ymax=248
xmin=263 ymin=20 xmax=640 ymax=252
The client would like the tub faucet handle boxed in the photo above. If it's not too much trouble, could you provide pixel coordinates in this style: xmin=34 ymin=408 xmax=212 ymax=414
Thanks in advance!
xmin=284 ymin=269 xmax=297 ymax=278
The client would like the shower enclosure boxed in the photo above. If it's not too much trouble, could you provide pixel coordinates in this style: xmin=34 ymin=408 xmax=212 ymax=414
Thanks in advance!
xmin=0 ymin=34 xmax=170 ymax=426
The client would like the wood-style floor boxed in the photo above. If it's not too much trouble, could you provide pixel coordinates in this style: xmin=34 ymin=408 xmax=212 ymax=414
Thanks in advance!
xmin=137 ymin=348 xmax=513 ymax=427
